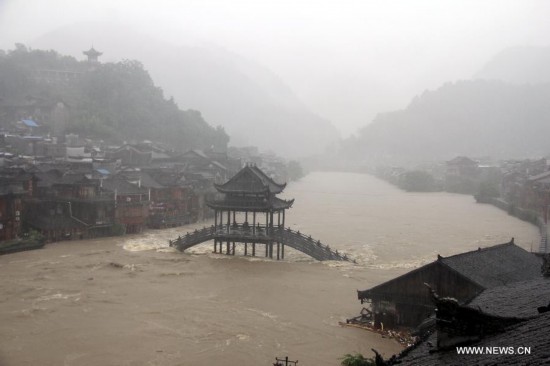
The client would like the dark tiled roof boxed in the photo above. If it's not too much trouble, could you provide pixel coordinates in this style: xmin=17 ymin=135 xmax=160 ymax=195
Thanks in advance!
xmin=34 ymin=170 xmax=63 ymax=187
xmin=133 ymin=171 xmax=164 ymax=189
xmin=440 ymin=242 xmax=541 ymax=289
xmin=396 ymin=313 xmax=550 ymax=365
xmin=57 ymin=172 xmax=91 ymax=185
xmin=215 ymin=165 xmax=286 ymax=194
xmin=358 ymin=262 xmax=441 ymax=300
xmin=468 ymin=277 xmax=550 ymax=318
xmin=149 ymin=171 xmax=185 ymax=187
xmin=389 ymin=275 xmax=550 ymax=365
xmin=183 ymin=149 xmax=209 ymax=159
xmin=100 ymin=177 xmax=148 ymax=195
xmin=211 ymin=161 xmax=227 ymax=170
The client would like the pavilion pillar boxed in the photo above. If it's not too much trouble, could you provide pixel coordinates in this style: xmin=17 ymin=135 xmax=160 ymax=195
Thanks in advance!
xmin=281 ymin=244 xmax=285 ymax=259
xmin=278 ymin=211 xmax=281 ymax=227
xmin=265 ymin=212 xmax=268 ymax=231
xmin=253 ymin=212 xmax=256 ymax=235
xmin=270 ymin=243 xmax=273 ymax=258
xmin=276 ymin=242 xmax=280 ymax=260
xmin=265 ymin=243 xmax=268 ymax=257
xmin=252 ymin=242 xmax=256 ymax=256
xmin=227 ymin=210 xmax=230 ymax=233
xmin=226 ymin=240 xmax=230 ymax=254
xmin=245 ymin=211 xmax=248 ymax=223
xmin=233 ymin=211 xmax=236 ymax=225
xmin=282 ymin=210 xmax=285 ymax=228
xmin=214 ymin=209 xmax=218 ymax=228
xmin=214 ymin=240 xmax=217 ymax=253
xmin=232 ymin=241 xmax=235 ymax=255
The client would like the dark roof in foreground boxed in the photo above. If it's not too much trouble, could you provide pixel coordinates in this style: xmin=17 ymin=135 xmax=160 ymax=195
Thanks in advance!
xmin=396 ymin=313 xmax=550 ymax=366
xmin=468 ymin=277 xmax=550 ymax=318
xmin=359 ymin=241 xmax=540 ymax=300
xmin=383 ymin=275 xmax=550 ymax=366
xmin=440 ymin=242 xmax=541 ymax=288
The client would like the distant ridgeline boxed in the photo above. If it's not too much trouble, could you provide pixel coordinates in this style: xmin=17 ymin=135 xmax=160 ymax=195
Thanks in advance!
xmin=341 ymin=79 xmax=550 ymax=163
xmin=0 ymin=44 xmax=228 ymax=151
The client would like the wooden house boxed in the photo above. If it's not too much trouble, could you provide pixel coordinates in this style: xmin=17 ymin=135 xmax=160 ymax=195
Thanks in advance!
xmin=121 ymin=169 xmax=192 ymax=228
xmin=0 ymin=184 xmax=25 ymax=241
xmin=445 ymin=156 xmax=480 ymax=193
xmin=106 ymin=144 xmax=152 ymax=166
xmin=25 ymin=171 xmax=115 ymax=240
xmin=100 ymin=177 xmax=149 ymax=234
xmin=357 ymin=241 xmax=542 ymax=328
xmin=524 ymin=170 xmax=550 ymax=222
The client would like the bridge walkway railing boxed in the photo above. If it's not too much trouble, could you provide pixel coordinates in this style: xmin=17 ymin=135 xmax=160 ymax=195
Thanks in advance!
xmin=169 ymin=224 xmax=354 ymax=262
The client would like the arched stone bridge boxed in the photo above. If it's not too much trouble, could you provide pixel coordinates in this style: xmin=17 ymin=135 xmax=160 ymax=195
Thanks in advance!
xmin=169 ymin=225 xmax=355 ymax=262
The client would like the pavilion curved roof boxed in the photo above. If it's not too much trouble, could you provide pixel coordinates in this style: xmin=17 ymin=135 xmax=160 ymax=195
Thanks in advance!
xmin=214 ymin=165 xmax=286 ymax=194
xmin=83 ymin=47 xmax=102 ymax=57
xmin=207 ymin=196 xmax=294 ymax=212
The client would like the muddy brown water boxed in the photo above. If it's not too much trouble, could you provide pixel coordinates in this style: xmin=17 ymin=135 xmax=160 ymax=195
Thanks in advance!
xmin=0 ymin=172 xmax=539 ymax=365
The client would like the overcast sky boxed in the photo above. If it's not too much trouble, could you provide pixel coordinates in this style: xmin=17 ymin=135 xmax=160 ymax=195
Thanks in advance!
xmin=1 ymin=0 xmax=549 ymax=136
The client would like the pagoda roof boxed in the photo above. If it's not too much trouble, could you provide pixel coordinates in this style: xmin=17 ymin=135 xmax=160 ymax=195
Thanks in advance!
xmin=83 ymin=47 xmax=102 ymax=57
xmin=207 ymin=196 xmax=294 ymax=212
xmin=214 ymin=165 xmax=286 ymax=194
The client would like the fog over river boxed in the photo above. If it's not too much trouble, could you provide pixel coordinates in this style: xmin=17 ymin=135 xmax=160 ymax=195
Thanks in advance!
xmin=0 ymin=172 xmax=540 ymax=366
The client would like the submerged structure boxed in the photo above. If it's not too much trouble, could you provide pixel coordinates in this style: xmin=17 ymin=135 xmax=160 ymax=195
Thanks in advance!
xmin=170 ymin=164 xmax=351 ymax=261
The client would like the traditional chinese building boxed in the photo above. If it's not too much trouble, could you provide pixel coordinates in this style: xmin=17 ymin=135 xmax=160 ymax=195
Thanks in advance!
xmin=206 ymin=164 xmax=294 ymax=259
xmin=0 ymin=184 xmax=25 ymax=241
xmin=357 ymin=240 xmax=542 ymax=328
xmin=100 ymin=177 xmax=149 ymax=234
xmin=83 ymin=47 xmax=102 ymax=63
xmin=171 ymin=165 xmax=350 ymax=262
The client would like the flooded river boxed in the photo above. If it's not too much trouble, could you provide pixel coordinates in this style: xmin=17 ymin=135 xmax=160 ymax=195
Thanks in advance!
xmin=0 ymin=172 xmax=540 ymax=366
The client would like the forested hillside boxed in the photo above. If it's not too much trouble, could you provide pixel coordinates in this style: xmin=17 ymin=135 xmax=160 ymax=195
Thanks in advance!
xmin=32 ymin=23 xmax=339 ymax=157
xmin=0 ymin=45 xmax=228 ymax=150
xmin=341 ymin=80 xmax=550 ymax=163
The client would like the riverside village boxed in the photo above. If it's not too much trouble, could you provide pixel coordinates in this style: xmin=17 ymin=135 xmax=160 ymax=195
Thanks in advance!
xmin=1 ymin=43 xmax=549 ymax=366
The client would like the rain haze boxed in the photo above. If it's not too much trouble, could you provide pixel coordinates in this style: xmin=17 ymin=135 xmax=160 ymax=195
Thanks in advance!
xmin=1 ymin=2 xmax=550 ymax=365
xmin=1 ymin=0 xmax=549 ymax=142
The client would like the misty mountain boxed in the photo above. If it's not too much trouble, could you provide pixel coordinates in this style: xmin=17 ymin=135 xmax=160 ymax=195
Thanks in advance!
xmin=342 ymin=80 xmax=550 ymax=163
xmin=0 ymin=45 xmax=228 ymax=150
xmin=31 ymin=23 xmax=339 ymax=157
xmin=475 ymin=46 xmax=550 ymax=84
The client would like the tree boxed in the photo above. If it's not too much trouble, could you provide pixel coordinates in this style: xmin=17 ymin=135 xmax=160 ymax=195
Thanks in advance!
xmin=397 ymin=170 xmax=436 ymax=192
xmin=0 ymin=44 xmax=225 ymax=151
xmin=340 ymin=353 xmax=375 ymax=366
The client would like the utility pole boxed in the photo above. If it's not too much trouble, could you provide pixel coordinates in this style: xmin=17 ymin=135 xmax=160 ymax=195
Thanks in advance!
xmin=273 ymin=356 xmax=298 ymax=366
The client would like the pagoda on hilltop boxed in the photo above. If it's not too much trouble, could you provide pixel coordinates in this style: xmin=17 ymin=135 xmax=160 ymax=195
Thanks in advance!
xmin=83 ymin=46 xmax=102 ymax=63
xmin=207 ymin=164 xmax=294 ymax=259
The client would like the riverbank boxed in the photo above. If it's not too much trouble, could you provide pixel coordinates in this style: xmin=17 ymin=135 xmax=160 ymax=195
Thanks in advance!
xmin=475 ymin=195 xmax=547 ymax=252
